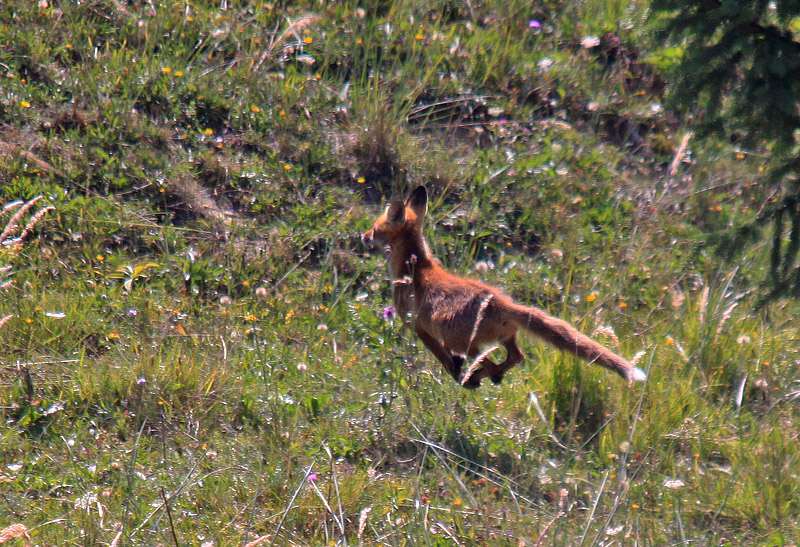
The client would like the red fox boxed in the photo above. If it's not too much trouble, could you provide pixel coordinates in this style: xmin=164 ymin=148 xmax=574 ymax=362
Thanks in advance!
xmin=361 ymin=186 xmax=647 ymax=388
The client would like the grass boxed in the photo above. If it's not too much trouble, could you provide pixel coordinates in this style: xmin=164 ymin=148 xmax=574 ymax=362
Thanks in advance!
xmin=0 ymin=0 xmax=798 ymax=545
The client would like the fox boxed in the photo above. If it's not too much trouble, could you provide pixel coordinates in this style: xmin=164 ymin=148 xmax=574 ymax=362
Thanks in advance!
xmin=361 ymin=186 xmax=647 ymax=388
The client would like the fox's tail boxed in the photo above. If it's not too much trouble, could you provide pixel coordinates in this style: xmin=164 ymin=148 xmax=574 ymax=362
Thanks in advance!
xmin=507 ymin=303 xmax=647 ymax=383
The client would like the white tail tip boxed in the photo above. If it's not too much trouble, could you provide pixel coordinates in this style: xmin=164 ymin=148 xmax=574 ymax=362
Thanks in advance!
xmin=630 ymin=367 xmax=647 ymax=382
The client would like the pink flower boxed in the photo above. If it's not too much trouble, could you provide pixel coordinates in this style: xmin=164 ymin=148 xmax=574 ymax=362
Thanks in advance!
xmin=383 ymin=306 xmax=396 ymax=320
xmin=306 ymin=472 xmax=318 ymax=483
xmin=529 ymin=20 xmax=542 ymax=29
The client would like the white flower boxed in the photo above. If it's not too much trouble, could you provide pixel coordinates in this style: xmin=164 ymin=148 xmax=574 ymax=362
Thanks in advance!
xmin=580 ymin=35 xmax=601 ymax=48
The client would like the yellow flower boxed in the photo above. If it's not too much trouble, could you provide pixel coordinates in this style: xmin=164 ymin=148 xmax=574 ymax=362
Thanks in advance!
xmin=204 ymin=128 xmax=213 ymax=135
xmin=453 ymin=498 xmax=462 ymax=506
xmin=174 ymin=70 xmax=184 ymax=77
xmin=96 ymin=254 xmax=105 ymax=261
xmin=586 ymin=291 xmax=598 ymax=302
xmin=161 ymin=67 xmax=172 ymax=74
xmin=284 ymin=164 xmax=292 ymax=171
xmin=25 ymin=318 xmax=33 ymax=324
xmin=619 ymin=301 xmax=628 ymax=308
xmin=357 ymin=177 xmax=366 ymax=184
xmin=304 ymin=36 xmax=313 ymax=44
xmin=251 ymin=105 xmax=261 ymax=113
xmin=20 ymin=101 xmax=31 ymax=108
xmin=415 ymin=33 xmax=424 ymax=40
xmin=108 ymin=332 xmax=120 ymax=340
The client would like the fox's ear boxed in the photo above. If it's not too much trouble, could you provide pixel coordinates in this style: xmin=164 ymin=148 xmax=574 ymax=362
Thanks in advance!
xmin=387 ymin=200 xmax=406 ymax=224
xmin=405 ymin=186 xmax=428 ymax=219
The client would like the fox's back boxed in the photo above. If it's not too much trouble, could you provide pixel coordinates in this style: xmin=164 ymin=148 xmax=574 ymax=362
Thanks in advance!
xmin=414 ymin=267 xmax=519 ymax=349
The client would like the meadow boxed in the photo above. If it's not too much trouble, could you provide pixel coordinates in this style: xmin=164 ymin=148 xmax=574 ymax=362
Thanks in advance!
xmin=1 ymin=0 xmax=798 ymax=545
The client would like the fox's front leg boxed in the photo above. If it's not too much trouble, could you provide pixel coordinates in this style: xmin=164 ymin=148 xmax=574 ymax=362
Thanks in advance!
xmin=414 ymin=327 xmax=471 ymax=385
xmin=392 ymin=278 xmax=414 ymax=323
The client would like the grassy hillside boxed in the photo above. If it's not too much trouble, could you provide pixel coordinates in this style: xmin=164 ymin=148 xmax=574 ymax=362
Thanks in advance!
xmin=1 ymin=0 xmax=798 ymax=545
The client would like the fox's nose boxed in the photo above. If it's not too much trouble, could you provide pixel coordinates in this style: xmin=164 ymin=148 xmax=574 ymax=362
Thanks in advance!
xmin=361 ymin=229 xmax=374 ymax=246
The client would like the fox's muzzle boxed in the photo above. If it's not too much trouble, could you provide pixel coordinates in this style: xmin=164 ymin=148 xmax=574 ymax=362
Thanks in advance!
xmin=361 ymin=229 xmax=375 ymax=248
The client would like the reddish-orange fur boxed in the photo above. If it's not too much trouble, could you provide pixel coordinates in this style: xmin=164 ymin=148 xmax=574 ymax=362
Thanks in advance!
xmin=361 ymin=186 xmax=646 ymax=388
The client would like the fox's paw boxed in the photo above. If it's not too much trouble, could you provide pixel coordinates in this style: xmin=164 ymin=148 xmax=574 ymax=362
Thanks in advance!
xmin=490 ymin=373 xmax=505 ymax=385
xmin=450 ymin=354 xmax=465 ymax=379
xmin=461 ymin=374 xmax=482 ymax=389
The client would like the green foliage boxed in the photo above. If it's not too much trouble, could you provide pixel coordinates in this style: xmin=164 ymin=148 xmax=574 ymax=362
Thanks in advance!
xmin=0 ymin=0 xmax=798 ymax=544
xmin=653 ymin=0 xmax=800 ymax=301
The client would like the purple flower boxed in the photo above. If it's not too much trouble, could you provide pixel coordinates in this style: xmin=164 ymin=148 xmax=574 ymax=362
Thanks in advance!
xmin=383 ymin=306 xmax=396 ymax=320
xmin=136 ymin=376 xmax=146 ymax=384
xmin=128 ymin=308 xmax=138 ymax=317
xmin=306 ymin=472 xmax=318 ymax=483
xmin=529 ymin=20 xmax=542 ymax=29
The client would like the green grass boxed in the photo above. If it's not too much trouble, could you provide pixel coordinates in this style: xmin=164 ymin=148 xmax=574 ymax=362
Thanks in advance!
xmin=1 ymin=0 xmax=798 ymax=545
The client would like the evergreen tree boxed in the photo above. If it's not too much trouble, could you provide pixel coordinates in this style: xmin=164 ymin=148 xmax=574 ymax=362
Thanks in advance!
xmin=653 ymin=0 xmax=800 ymax=300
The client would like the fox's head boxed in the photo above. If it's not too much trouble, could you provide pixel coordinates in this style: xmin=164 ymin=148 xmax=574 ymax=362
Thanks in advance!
xmin=361 ymin=186 xmax=428 ymax=249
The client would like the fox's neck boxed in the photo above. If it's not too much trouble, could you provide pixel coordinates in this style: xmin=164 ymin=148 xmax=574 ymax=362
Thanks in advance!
xmin=389 ymin=226 xmax=435 ymax=281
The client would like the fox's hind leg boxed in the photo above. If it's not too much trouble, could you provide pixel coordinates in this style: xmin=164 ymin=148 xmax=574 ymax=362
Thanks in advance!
xmin=489 ymin=333 xmax=525 ymax=385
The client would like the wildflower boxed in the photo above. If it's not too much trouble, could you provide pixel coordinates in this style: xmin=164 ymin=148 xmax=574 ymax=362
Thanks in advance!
xmin=586 ymin=291 xmax=598 ymax=302
xmin=284 ymin=164 xmax=292 ymax=171
xmin=137 ymin=376 xmax=146 ymax=384
xmin=306 ymin=472 xmax=318 ymax=483
xmin=663 ymin=478 xmax=685 ymax=489
xmin=220 ymin=295 xmax=232 ymax=305
xmin=95 ymin=254 xmax=105 ymax=261
xmin=415 ymin=33 xmax=424 ymax=40
xmin=255 ymin=287 xmax=268 ymax=298
xmin=297 ymin=362 xmax=308 ymax=371
xmin=529 ymin=20 xmax=542 ymax=29
xmin=204 ymin=128 xmax=213 ymax=136
xmin=453 ymin=498 xmax=462 ymax=506
xmin=383 ymin=306 xmax=396 ymax=320
xmin=537 ymin=57 xmax=554 ymax=71
xmin=303 ymin=36 xmax=313 ymax=44
xmin=251 ymin=105 xmax=261 ymax=113
xmin=161 ymin=67 xmax=172 ymax=74
xmin=20 ymin=101 xmax=31 ymax=108
xmin=128 ymin=308 xmax=138 ymax=317
xmin=108 ymin=332 xmax=120 ymax=340
xmin=580 ymin=36 xmax=601 ymax=48
xmin=174 ymin=70 xmax=184 ymax=77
